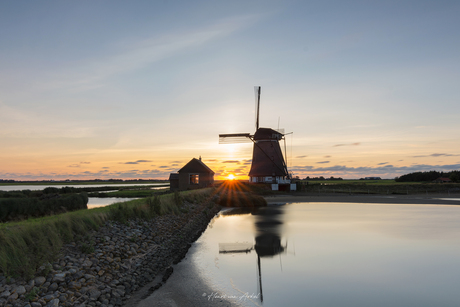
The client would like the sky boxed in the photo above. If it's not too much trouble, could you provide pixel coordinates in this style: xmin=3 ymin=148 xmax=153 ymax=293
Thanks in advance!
xmin=1 ymin=0 xmax=459 ymax=181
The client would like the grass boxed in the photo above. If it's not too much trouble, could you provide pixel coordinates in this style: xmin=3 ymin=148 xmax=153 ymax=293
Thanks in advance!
xmin=0 ymin=185 xmax=268 ymax=279
xmin=297 ymin=180 xmax=460 ymax=195
xmin=0 ymin=181 xmax=168 ymax=186
xmin=0 ymin=189 xmax=217 ymax=279
xmin=0 ymin=208 xmax=109 ymax=278
xmin=88 ymin=188 xmax=169 ymax=198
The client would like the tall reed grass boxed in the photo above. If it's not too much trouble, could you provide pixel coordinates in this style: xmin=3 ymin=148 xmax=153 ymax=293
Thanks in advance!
xmin=0 ymin=186 xmax=264 ymax=278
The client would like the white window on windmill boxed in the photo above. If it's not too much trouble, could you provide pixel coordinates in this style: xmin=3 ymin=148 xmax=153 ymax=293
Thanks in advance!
xmin=189 ymin=174 xmax=199 ymax=185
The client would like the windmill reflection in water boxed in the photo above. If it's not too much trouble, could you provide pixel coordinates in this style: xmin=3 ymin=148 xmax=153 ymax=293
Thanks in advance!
xmin=218 ymin=206 xmax=288 ymax=303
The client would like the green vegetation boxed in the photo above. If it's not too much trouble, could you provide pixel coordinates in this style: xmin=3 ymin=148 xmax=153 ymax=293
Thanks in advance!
xmin=88 ymin=188 xmax=169 ymax=198
xmin=0 ymin=206 xmax=109 ymax=278
xmin=0 ymin=193 xmax=88 ymax=222
xmin=297 ymin=180 xmax=460 ymax=195
xmin=0 ymin=184 xmax=268 ymax=279
xmin=395 ymin=170 xmax=460 ymax=182
xmin=0 ymin=188 xmax=220 ymax=279
xmin=214 ymin=181 xmax=268 ymax=206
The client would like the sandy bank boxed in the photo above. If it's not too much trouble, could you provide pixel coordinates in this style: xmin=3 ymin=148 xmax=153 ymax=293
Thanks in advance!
xmin=264 ymin=193 xmax=460 ymax=205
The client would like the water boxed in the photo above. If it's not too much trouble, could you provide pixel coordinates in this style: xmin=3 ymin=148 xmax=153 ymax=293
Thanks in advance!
xmin=0 ymin=183 xmax=168 ymax=191
xmin=87 ymin=197 xmax=139 ymax=209
xmin=187 ymin=202 xmax=460 ymax=307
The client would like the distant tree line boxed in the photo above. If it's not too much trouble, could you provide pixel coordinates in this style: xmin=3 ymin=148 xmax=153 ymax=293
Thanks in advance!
xmin=303 ymin=176 xmax=343 ymax=180
xmin=395 ymin=170 xmax=460 ymax=182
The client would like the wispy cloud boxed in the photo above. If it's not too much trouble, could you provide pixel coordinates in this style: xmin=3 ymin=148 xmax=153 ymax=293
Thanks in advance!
xmin=39 ymin=15 xmax=259 ymax=92
xmin=413 ymin=153 xmax=460 ymax=158
xmin=67 ymin=161 xmax=91 ymax=168
xmin=121 ymin=160 xmax=153 ymax=165
xmin=296 ymin=155 xmax=307 ymax=158
xmin=333 ymin=142 xmax=361 ymax=147
xmin=222 ymin=160 xmax=240 ymax=164
xmin=316 ymin=161 xmax=330 ymax=164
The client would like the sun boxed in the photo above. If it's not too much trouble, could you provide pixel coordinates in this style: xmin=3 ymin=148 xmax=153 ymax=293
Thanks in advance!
xmin=227 ymin=174 xmax=235 ymax=180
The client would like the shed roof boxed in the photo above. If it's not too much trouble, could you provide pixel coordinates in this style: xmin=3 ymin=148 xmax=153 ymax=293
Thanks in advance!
xmin=178 ymin=158 xmax=215 ymax=174
xmin=169 ymin=173 xmax=179 ymax=180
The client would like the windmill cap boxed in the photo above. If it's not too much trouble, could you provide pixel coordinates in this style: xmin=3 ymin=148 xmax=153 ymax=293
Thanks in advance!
xmin=253 ymin=127 xmax=283 ymax=140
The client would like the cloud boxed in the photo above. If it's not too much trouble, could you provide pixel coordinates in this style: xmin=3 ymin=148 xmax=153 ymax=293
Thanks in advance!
xmin=121 ymin=160 xmax=153 ymax=165
xmin=316 ymin=161 xmax=330 ymax=164
xmin=324 ymin=155 xmax=331 ymax=158
xmin=39 ymin=15 xmax=259 ymax=92
xmin=378 ymin=162 xmax=388 ymax=165
xmin=80 ymin=162 xmax=91 ymax=164
xmin=413 ymin=153 xmax=460 ymax=158
xmin=222 ymin=160 xmax=240 ymax=164
xmin=291 ymin=163 xmax=460 ymax=179
xmin=333 ymin=142 xmax=361 ymax=147
xmin=296 ymin=155 xmax=307 ymax=158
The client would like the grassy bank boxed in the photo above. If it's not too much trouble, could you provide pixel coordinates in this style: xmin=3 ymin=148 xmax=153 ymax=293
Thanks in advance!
xmin=297 ymin=180 xmax=460 ymax=195
xmin=0 ymin=186 xmax=266 ymax=279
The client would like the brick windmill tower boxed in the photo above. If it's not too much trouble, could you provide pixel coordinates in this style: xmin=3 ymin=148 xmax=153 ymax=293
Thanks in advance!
xmin=219 ymin=87 xmax=292 ymax=188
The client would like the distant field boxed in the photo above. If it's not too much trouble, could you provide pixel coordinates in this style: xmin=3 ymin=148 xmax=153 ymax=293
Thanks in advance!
xmin=297 ymin=179 xmax=460 ymax=195
xmin=301 ymin=179 xmax=422 ymax=185
xmin=0 ymin=180 xmax=167 ymax=186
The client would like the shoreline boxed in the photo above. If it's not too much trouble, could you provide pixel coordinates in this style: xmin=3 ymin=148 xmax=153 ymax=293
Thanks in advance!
xmin=264 ymin=193 xmax=460 ymax=205
xmin=128 ymin=193 xmax=460 ymax=306
xmin=0 ymin=200 xmax=221 ymax=307
xmin=4 ymin=193 xmax=459 ymax=306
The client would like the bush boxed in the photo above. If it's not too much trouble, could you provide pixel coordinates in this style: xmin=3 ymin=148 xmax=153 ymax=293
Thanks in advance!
xmin=0 ymin=193 xmax=88 ymax=222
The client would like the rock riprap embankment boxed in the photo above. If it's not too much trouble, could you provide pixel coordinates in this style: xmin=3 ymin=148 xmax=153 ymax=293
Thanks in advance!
xmin=0 ymin=201 xmax=220 ymax=307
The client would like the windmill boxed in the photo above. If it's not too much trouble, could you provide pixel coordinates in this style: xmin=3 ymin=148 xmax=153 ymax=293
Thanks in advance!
xmin=219 ymin=86 xmax=291 ymax=186
xmin=218 ymin=206 xmax=288 ymax=303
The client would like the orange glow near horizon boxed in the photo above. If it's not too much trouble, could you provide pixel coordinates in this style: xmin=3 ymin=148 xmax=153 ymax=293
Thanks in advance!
xmin=227 ymin=174 xmax=235 ymax=180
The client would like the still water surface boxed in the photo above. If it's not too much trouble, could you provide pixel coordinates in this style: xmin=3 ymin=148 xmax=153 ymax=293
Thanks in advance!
xmin=188 ymin=202 xmax=460 ymax=307
xmin=87 ymin=197 xmax=139 ymax=209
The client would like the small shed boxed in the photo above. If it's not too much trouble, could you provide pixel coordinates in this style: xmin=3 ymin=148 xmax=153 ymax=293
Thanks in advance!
xmin=168 ymin=173 xmax=179 ymax=191
xmin=170 ymin=157 xmax=214 ymax=191
xmin=434 ymin=177 xmax=452 ymax=183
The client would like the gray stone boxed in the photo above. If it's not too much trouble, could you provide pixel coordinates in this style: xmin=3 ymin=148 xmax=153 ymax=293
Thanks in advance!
xmin=45 ymin=299 xmax=60 ymax=307
xmin=34 ymin=276 xmax=46 ymax=286
xmin=48 ymin=282 xmax=59 ymax=292
xmin=69 ymin=268 xmax=77 ymax=274
xmin=15 ymin=285 xmax=26 ymax=295
xmin=31 ymin=302 xmax=42 ymax=307
xmin=88 ymin=288 xmax=102 ymax=300
xmin=82 ymin=260 xmax=93 ymax=268
xmin=7 ymin=292 xmax=18 ymax=302
xmin=53 ymin=272 xmax=66 ymax=282
xmin=0 ymin=290 xmax=10 ymax=298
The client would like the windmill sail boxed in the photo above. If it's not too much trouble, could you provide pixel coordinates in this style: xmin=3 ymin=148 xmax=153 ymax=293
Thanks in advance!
xmin=255 ymin=86 xmax=261 ymax=131
xmin=218 ymin=133 xmax=252 ymax=144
